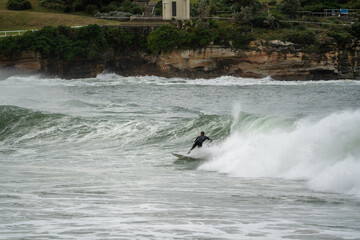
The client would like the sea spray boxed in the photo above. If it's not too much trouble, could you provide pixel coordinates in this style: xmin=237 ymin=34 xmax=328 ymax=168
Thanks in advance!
xmin=200 ymin=109 xmax=360 ymax=197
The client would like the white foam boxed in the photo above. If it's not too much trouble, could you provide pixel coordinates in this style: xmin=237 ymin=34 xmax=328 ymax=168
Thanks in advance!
xmin=107 ymin=74 xmax=360 ymax=86
xmin=2 ymin=72 xmax=360 ymax=88
xmin=200 ymin=109 xmax=360 ymax=197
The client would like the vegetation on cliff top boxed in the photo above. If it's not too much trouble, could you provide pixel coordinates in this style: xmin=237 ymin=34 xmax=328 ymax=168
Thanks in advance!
xmin=1 ymin=18 xmax=359 ymax=60
xmin=0 ymin=24 xmax=144 ymax=60
xmin=147 ymin=21 xmax=254 ymax=54
xmin=0 ymin=0 xmax=359 ymax=59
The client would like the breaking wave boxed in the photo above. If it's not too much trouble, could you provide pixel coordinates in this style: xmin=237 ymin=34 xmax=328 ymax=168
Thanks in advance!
xmin=200 ymin=108 xmax=360 ymax=197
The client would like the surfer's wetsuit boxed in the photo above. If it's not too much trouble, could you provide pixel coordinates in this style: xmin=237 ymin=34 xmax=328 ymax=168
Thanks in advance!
xmin=190 ymin=135 xmax=212 ymax=152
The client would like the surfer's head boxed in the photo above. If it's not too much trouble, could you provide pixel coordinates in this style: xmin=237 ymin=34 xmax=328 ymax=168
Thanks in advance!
xmin=200 ymin=131 xmax=205 ymax=136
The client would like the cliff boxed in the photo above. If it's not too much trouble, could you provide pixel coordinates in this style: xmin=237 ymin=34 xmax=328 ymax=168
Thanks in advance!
xmin=1 ymin=40 xmax=359 ymax=80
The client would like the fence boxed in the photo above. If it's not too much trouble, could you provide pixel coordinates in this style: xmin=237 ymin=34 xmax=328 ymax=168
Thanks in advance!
xmin=0 ymin=30 xmax=32 ymax=38
xmin=0 ymin=26 xmax=85 ymax=38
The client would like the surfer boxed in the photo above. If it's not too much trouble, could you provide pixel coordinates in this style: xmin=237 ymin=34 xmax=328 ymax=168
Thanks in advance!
xmin=188 ymin=131 xmax=213 ymax=154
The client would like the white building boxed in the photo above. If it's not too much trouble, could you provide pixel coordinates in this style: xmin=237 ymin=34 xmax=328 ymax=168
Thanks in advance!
xmin=162 ymin=0 xmax=190 ymax=20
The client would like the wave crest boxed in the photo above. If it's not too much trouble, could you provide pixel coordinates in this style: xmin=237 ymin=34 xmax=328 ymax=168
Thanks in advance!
xmin=200 ymin=109 xmax=360 ymax=197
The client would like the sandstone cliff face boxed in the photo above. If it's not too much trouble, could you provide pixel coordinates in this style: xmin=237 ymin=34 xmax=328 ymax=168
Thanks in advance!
xmin=0 ymin=40 xmax=359 ymax=80
xmin=0 ymin=51 xmax=41 ymax=74
xmin=154 ymin=40 xmax=359 ymax=80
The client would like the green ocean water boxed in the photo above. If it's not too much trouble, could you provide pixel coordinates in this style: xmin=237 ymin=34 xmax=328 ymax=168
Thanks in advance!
xmin=0 ymin=73 xmax=360 ymax=239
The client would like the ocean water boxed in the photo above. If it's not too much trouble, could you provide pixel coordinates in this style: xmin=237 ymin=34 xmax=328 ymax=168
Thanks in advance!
xmin=0 ymin=73 xmax=360 ymax=239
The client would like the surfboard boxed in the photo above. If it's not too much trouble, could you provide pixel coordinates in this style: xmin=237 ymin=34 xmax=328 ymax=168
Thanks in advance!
xmin=172 ymin=153 xmax=200 ymax=161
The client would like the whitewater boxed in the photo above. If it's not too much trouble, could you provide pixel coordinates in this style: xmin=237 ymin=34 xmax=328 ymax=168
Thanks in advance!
xmin=0 ymin=73 xmax=360 ymax=239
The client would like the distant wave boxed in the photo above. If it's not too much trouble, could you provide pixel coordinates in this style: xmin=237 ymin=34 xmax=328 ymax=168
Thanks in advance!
xmin=97 ymin=73 xmax=360 ymax=87
xmin=0 ymin=104 xmax=231 ymax=151
xmin=2 ymin=72 xmax=359 ymax=88
xmin=200 ymin=108 xmax=360 ymax=197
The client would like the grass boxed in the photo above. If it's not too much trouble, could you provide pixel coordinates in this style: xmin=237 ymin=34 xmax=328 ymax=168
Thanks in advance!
xmin=0 ymin=0 xmax=130 ymax=30
xmin=0 ymin=10 xmax=130 ymax=30
xmin=0 ymin=0 xmax=168 ymax=30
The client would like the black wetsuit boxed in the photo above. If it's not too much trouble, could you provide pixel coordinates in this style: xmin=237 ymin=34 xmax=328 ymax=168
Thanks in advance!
xmin=190 ymin=135 xmax=211 ymax=151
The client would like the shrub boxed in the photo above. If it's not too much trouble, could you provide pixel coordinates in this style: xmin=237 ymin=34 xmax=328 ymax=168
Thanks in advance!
xmin=100 ymin=5 xmax=117 ymax=13
xmin=270 ymin=10 xmax=286 ymax=20
xmin=268 ymin=0 xmax=277 ymax=6
xmin=63 ymin=5 xmax=73 ymax=12
xmin=86 ymin=4 xmax=98 ymax=15
xmin=6 ymin=0 xmax=32 ymax=10
xmin=283 ymin=29 xmax=316 ymax=45
xmin=231 ymin=26 xmax=254 ymax=49
xmin=327 ymin=31 xmax=353 ymax=47
xmin=105 ymin=28 xmax=135 ymax=52
xmin=252 ymin=14 xmax=269 ymax=28
xmin=280 ymin=0 xmax=301 ymax=18
xmin=153 ymin=0 xmax=162 ymax=16
xmin=302 ymin=2 xmax=340 ymax=12
xmin=213 ymin=24 xmax=233 ymax=47
xmin=118 ymin=0 xmax=145 ymax=15
xmin=72 ymin=0 xmax=84 ymax=11
xmin=190 ymin=2 xmax=198 ymax=17
xmin=130 ymin=5 xmax=144 ymax=15
xmin=347 ymin=0 xmax=360 ymax=8
xmin=39 ymin=0 xmax=65 ymax=11
xmin=147 ymin=25 xmax=183 ymax=54
xmin=147 ymin=22 xmax=256 ymax=54
xmin=76 ymin=24 xmax=107 ymax=58
xmin=0 ymin=25 xmax=108 ymax=60
xmin=348 ymin=22 xmax=360 ymax=39
xmin=187 ymin=25 xmax=213 ymax=48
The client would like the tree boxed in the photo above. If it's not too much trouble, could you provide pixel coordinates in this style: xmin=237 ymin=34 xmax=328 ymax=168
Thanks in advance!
xmin=229 ymin=0 xmax=261 ymax=13
xmin=235 ymin=6 xmax=253 ymax=25
xmin=7 ymin=0 xmax=32 ymax=10
xmin=280 ymin=0 xmax=301 ymax=18
xmin=198 ymin=0 xmax=210 ymax=26
xmin=264 ymin=10 xmax=279 ymax=29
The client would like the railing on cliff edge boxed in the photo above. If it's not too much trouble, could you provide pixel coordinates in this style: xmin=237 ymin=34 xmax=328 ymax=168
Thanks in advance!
xmin=0 ymin=30 xmax=31 ymax=38
xmin=0 ymin=26 xmax=83 ymax=38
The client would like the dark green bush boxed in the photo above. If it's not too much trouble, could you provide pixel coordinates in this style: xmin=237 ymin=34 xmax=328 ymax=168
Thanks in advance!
xmin=280 ymin=0 xmax=301 ymax=18
xmin=76 ymin=24 xmax=107 ymax=58
xmin=100 ymin=5 xmax=117 ymax=13
xmin=63 ymin=5 xmax=73 ymax=12
xmin=252 ymin=14 xmax=269 ymax=28
xmin=105 ymin=28 xmax=135 ymax=52
xmin=302 ymin=1 xmax=340 ymax=12
xmin=147 ymin=22 xmax=256 ymax=54
xmin=231 ymin=26 xmax=254 ymax=49
xmin=154 ymin=0 xmax=162 ymax=16
xmin=6 ymin=0 xmax=32 ymax=10
xmin=348 ymin=22 xmax=360 ymax=39
xmin=0 ymin=25 xmax=109 ymax=60
xmin=72 ymin=0 xmax=84 ymax=11
xmin=147 ymin=25 xmax=183 ymax=54
xmin=86 ymin=4 xmax=98 ymax=15
xmin=117 ymin=0 xmax=145 ymax=15
xmin=188 ymin=26 xmax=213 ymax=48
xmin=327 ymin=31 xmax=353 ymax=47
xmin=39 ymin=0 xmax=65 ymax=11
xmin=213 ymin=24 xmax=233 ymax=47
xmin=283 ymin=29 xmax=316 ymax=45
xmin=347 ymin=0 xmax=360 ymax=8
xmin=268 ymin=0 xmax=277 ymax=6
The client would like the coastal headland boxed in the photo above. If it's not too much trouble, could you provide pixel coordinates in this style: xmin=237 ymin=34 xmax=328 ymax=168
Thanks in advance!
xmin=1 ymin=24 xmax=359 ymax=80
